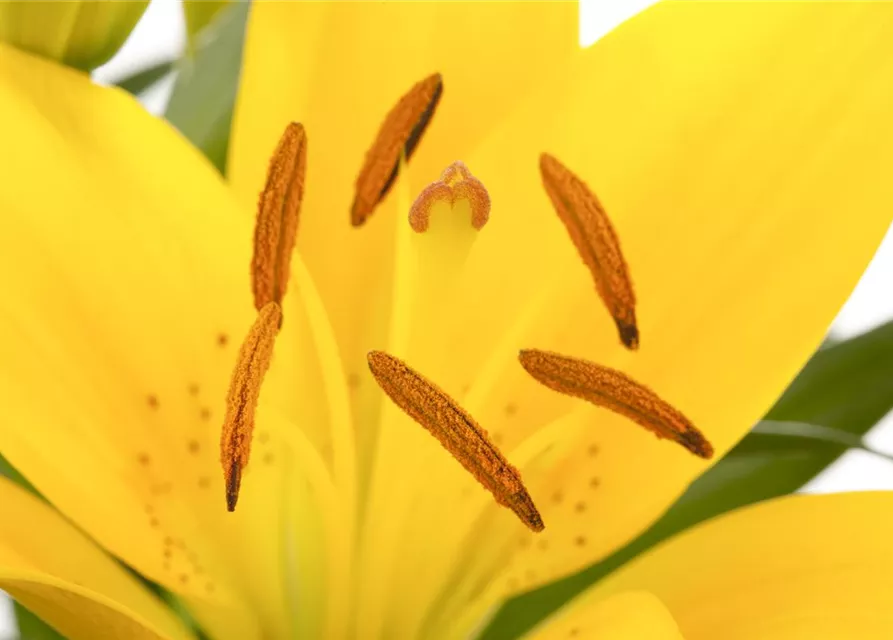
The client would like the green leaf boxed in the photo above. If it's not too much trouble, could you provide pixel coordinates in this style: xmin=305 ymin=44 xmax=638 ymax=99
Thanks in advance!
xmin=113 ymin=59 xmax=176 ymax=97
xmin=165 ymin=1 xmax=250 ymax=175
xmin=480 ymin=319 xmax=893 ymax=639
xmin=0 ymin=453 xmax=35 ymax=494
xmin=182 ymin=1 xmax=232 ymax=56
xmin=13 ymin=602 xmax=66 ymax=640
xmin=766 ymin=319 xmax=893 ymax=432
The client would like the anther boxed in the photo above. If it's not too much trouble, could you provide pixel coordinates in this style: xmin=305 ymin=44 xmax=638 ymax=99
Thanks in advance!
xmin=408 ymin=161 xmax=490 ymax=232
xmin=220 ymin=302 xmax=282 ymax=511
xmin=539 ymin=154 xmax=638 ymax=350
xmin=367 ymin=350 xmax=544 ymax=532
xmin=352 ymin=73 xmax=443 ymax=226
xmin=252 ymin=122 xmax=306 ymax=312
xmin=518 ymin=349 xmax=713 ymax=458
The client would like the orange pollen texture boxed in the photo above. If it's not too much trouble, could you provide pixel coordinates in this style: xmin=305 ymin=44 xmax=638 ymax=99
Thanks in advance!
xmin=539 ymin=153 xmax=639 ymax=350
xmin=408 ymin=160 xmax=491 ymax=233
xmin=366 ymin=350 xmax=544 ymax=532
xmin=518 ymin=349 xmax=713 ymax=459
xmin=220 ymin=302 xmax=283 ymax=511
xmin=251 ymin=122 xmax=307 ymax=312
xmin=352 ymin=73 xmax=443 ymax=227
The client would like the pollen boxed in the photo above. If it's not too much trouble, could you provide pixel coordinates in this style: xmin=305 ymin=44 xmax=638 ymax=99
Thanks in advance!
xmin=539 ymin=154 xmax=639 ymax=350
xmin=352 ymin=73 xmax=443 ymax=226
xmin=518 ymin=349 xmax=713 ymax=459
xmin=408 ymin=160 xmax=490 ymax=232
xmin=220 ymin=302 xmax=282 ymax=511
xmin=252 ymin=122 xmax=307 ymax=312
xmin=366 ymin=350 xmax=544 ymax=532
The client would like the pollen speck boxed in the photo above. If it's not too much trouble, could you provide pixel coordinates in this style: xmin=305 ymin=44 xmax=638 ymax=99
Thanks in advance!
xmin=188 ymin=440 xmax=200 ymax=454
xmin=200 ymin=407 xmax=211 ymax=421
xmin=217 ymin=333 xmax=229 ymax=347
xmin=187 ymin=383 xmax=199 ymax=397
xmin=137 ymin=453 xmax=150 ymax=466
xmin=146 ymin=395 xmax=159 ymax=409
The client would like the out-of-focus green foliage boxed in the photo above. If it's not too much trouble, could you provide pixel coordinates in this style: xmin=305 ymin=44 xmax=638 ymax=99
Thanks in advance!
xmin=0 ymin=1 xmax=148 ymax=72
xmin=182 ymin=0 xmax=232 ymax=56
xmin=481 ymin=319 xmax=893 ymax=639
xmin=165 ymin=1 xmax=250 ymax=175
xmin=114 ymin=59 xmax=175 ymax=96
xmin=13 ymin=602 xmax=65 ymax=640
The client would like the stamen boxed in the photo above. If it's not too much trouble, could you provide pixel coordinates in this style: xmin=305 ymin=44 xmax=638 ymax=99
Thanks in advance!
xmin=539 ymin=154 xmax=638 ymax=350
xmin=409 ymin=161 xmax=490 ymax=232
xmin=367 ymin=350 xmax=544 ymax=532
xmin=352 ymin=73 xmax=443 ymax=227
xmin=518 ymin=349 xmax=713 ymax=458
xmin=220 ymin=302 xmax=283 ymax=511
xmin=252 ymin=122 xmax=307 ymax=312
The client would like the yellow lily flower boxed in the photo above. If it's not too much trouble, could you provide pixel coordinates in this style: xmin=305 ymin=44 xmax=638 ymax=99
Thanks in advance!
xmin=0 ymin=2 xmax=892 ymax=640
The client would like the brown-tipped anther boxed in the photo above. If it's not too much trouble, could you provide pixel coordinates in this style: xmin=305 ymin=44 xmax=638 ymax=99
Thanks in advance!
xmin=408 ymin=160 xmax=490 ymax=232
xmin=539 ymin=153 xmax=638 ymax=350
xmin=225 ymin=459 xmax=241 ymax=512
xmin=615 ymin=318 xmax=639 ymax=351
xmin=220 ymin=302 xmax=283 ymax=511
xmin=367 ymin=350 xmax=544 ymax=532
xmin=518 ymin=349 xmax=713 ymax=459
xmin=352 ymin=73 xmax=443 ymax=227
xmin=252 ymin=122 xmax=307 ymax=312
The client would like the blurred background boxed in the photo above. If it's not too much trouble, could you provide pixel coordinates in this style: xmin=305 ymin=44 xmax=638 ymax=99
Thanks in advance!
xmin=2 ymin=0 xmax=893 ymax=636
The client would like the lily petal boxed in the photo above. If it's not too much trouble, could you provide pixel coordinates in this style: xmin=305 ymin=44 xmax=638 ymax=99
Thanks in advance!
xmin=395 ymin=2 xmax=893 ymax=632
xmin=0 ymin=476 xmax=192 ymax=640
xmin=592 ymin=493 xmax=893 ymax=639
xmin=524 ymin=590 xmax=684 ymax=640
xmin=0 ymin=43 xmax=304 ymax=638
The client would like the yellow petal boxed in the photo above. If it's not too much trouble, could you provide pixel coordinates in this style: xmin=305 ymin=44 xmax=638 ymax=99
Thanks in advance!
xmin=0 ymin=43 xmax=304 ymax=637
xmin=0 ymin=0 xmax=148 ymax=71
xmin=0 ymin=476 xmax=192 ymax=640
xmin=594 ymin=493 xmax=893 ymax=639
xmin=228 ymin=2 xmax=580 ymax=484
xmin=392 ymin=1 xmax=893 ymax=632
xmin=524 ymin=591 xmax=684 ymax=640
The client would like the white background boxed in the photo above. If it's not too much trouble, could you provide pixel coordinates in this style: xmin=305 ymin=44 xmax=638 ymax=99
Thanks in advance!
xmin=3 ymin=0 xmax=893 ymax=636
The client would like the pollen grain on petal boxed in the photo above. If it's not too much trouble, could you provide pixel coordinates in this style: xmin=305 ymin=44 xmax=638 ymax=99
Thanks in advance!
xmin=409 ymin=160 xmax=490 ymax=233
xmin=252 ymin=122 xmax=307 ymax=312
xmin=352 ymin=73 xmax=443 ymax=227
xmin=518 ymin=349 xmax=713 ymax=459
xmin=539 ymin=153 xmax=638 ymax=350
xmin=367 ymin=350 xmax=544 ymax=532
xmin=220 ymin=302 xmax=283 ymax=511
